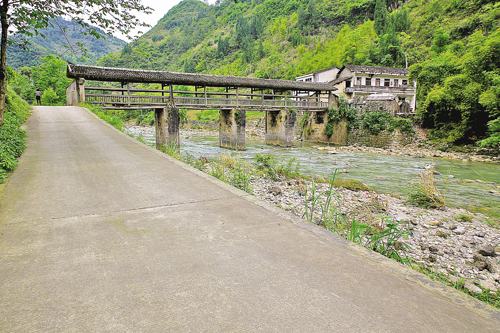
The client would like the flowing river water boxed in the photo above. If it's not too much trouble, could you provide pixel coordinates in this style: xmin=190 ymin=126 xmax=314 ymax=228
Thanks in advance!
xmin=128 ymin=128 xmax=500 ymax=219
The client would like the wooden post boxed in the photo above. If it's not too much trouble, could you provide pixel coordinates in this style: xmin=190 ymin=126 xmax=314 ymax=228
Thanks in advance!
xmin=169 ymin=84 xmax=173 ymax=105
xmin=127 ymin=82 xmax=130 ymax=106
xmin=204 ymin=86 xmax=207 ymax=107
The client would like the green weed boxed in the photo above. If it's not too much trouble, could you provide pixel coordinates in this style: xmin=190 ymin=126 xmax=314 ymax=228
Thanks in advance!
xmin=253 ymin=153 xmax=300 ymax=181
xmin=407 ymin=170 xmax=446 ymax=209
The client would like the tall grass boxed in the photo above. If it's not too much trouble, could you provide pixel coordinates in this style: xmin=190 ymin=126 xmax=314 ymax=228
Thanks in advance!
xmin=253 ymin=153 xmax=300 ymax=181
xmin=407 ymin=170 xmax=447 ymax=209
xmin=303 ymin=170 xmax=411 ymax=264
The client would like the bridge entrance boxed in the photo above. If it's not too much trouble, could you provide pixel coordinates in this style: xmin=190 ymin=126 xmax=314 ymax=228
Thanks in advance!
xmin=66 ymin=64 xmax=336 ymax=150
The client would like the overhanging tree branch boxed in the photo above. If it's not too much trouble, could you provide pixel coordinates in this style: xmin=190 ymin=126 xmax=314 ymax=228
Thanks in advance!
xmin=0 ymin=0 xmax=152 ymax=125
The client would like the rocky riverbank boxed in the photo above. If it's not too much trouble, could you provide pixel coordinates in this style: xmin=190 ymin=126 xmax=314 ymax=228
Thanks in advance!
xmin=321 ymin=144 xmax=500 ymax=164
xmin=249 ymin=175 xmax=500 ymax=296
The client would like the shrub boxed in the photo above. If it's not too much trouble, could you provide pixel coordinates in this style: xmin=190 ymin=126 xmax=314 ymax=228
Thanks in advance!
xmin=388 ymin=117 xmax=414 ymax=135
xmin=407 ymin=170 xmax=446 ymax=209
xmin=253 ymin=153 xmax=300 ymax=181
xmin=41 ymin=87 xmax=59 ymax=105
xmin=324 ymin=99 xmax=359 ymax=137
xmin=0 ymin=88 xmax=30 ymax=179
xmin=361 ymin=111 xmax=391 ymax=135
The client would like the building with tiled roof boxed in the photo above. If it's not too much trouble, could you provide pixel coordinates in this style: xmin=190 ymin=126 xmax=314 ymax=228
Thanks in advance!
xmin=296 ymin=64 xmax=416 ymax=114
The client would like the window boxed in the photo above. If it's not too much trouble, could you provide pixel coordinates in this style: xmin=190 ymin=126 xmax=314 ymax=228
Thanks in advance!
xmin=356 ymin=77 xmax=362 ymax=85
xmin=305 ymin=78 xmax=312 ymax=82
xmin=375 ymin=78 xmax=380 ymax=86
xmin=384 ymin=79 xmax=390 ymax=87
xmin=346 ymin=80 xmax=351 ymax=87
xmin=394 ymin=79 xmax=399 ymax=87
xmin=402 ymin=79 xmax=408 ymax=86
xmin=365 ymin=78 xmax=371 ymax=86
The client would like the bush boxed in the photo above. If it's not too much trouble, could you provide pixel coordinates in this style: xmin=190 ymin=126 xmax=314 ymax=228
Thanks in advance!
xmin=0 ymin=88 xmax=30 ymax=179
xmin=407 ymin=171 xmax=446 ymax=209
xmin=324 ymin=100 xmax=359 ymax=137
xmin=388 ymin=117 xmax=415 ymax=135
xmin=253 ymin=153 xmax=300 ymax=181
xmin=41 ymin=87 xmax=59 ymax=105
xmin=362 ymin=111 xmax=391 ymax=135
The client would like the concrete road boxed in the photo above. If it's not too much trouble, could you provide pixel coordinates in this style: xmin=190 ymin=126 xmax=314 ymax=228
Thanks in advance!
xmin=1 ymin=106 xmax=499 ymax=332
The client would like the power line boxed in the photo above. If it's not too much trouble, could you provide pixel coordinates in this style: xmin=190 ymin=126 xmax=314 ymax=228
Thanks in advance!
xmin=53 ymin=17 xmax=80 ymax=59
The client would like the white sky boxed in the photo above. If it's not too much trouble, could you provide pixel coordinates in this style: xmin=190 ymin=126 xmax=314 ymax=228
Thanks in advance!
xmin=116 ymin=0 xmax=217 ymax=41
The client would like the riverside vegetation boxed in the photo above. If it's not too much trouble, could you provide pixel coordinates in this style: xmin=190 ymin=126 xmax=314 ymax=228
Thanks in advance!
xmin=89 ymin=106 xmax=500 ymax=309
xmin=0 ymin=88 xmax=30 ymax=184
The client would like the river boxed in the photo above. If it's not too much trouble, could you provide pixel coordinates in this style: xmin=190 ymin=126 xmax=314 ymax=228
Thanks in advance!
xmin=128 ymin=128 xmax=500 ymax=219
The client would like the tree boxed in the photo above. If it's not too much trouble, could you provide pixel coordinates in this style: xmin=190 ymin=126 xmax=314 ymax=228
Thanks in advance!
xmin=0 ymin=0 xmax=152 ymax=126
xmin=374 ymin=0 xmax=388 ymax=36
xmin=30 ymin=55 xmax=72 ymax=105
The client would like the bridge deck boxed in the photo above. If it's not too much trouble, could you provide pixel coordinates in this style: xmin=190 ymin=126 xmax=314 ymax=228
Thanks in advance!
xmin=0 ymin=106 xmax=498 ymax=331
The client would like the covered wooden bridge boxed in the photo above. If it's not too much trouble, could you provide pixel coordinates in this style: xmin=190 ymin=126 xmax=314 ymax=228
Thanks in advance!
xmin=66 ymin=64 xmax=337 ymax=150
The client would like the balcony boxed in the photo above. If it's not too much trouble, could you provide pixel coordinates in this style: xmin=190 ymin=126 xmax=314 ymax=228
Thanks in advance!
xmin=345 ymin=85 xmax=415 ymax=95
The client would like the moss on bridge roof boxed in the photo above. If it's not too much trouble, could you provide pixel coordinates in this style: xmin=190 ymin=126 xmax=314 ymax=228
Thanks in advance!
xmin=67 ymin=64 xmax=336 ymax=92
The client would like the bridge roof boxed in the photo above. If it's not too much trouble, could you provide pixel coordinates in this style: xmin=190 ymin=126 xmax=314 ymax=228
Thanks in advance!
xmin=67 ymin=64 xmax=336 ymax=92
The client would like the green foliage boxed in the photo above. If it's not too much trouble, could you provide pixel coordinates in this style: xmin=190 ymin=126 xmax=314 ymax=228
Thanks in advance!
xmin=253 ymin=153 xmax=300 ymax=181
xmin=0 ymin=88 xmax=30 ymax=178
xmin=41 ymin=88 xmax=59 ymax=106
xmin=333 ymin=179 xmax=371 ymax=191
xmin=478 ymin=118 xmax=500 ymax=148
xmin=27 ymin=55 xmax=72 ymax=105
xmin=374 ymin=0 xmax=388 ymax=36
xmin=324 ymin=99 xmax=359 ymax=137
xmin=407 ymin=171 xmax=447 ymax=209
xmin=387 ymin=117 xmax=415 ymax=135
xmin=303 ymin=172 xmax=410 ymax=264
xmin=204 ymin=153 xmax=253 ymax=193
xmin=299 ymin=112 xmax=312 ymax=138
xmin=179 ymin=108 xmax=188 ymax=126
xmin=360 ymin=112 xmax=414 ymax=136
xmin=361 ymin=111 xmax=392 ymax=135
xmin=87 ymin=104 xmax=125 ymax=131
xmin=8 ymin=17 xmax=126 ymax=68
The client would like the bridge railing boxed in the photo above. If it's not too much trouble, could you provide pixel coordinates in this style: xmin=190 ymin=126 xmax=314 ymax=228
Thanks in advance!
xmin=84 ymin=87 xmax=329 ymax=111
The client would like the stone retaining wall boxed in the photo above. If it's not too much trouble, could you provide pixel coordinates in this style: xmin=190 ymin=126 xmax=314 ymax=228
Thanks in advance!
xmin=347 ymin=129 xmax=413 ymax=147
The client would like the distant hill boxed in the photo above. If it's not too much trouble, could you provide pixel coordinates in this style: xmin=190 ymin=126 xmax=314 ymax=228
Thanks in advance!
xmin=95 ymin=0 xmax=500 ymax=146
xmin=7 ymin=17 xmax=127 ymax=69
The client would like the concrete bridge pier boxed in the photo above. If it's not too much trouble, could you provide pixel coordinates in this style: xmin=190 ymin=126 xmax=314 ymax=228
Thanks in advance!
xmin=306 ymin=110 xmax=331 ymax=142
xmin=219 ymin=109 xmax=246 ymax=151
xmin=168 ymin=107 xmax=180 ymax=149
xmin=265 ymin=109 xmax=296 ymax=147
xmin=154 ymin=108 xmax=167 ymax=149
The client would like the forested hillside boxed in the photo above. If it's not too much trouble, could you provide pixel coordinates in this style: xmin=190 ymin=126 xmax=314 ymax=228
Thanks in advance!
xmin=99 ymin=0 xmax=498 ymax=147
xmin=8 ymin=17 xmax=126 ymax=69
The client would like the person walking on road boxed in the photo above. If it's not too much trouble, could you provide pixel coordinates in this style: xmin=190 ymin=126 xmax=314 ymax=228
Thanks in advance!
xmin=35 ymin=88 xmax=42 ymax=105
